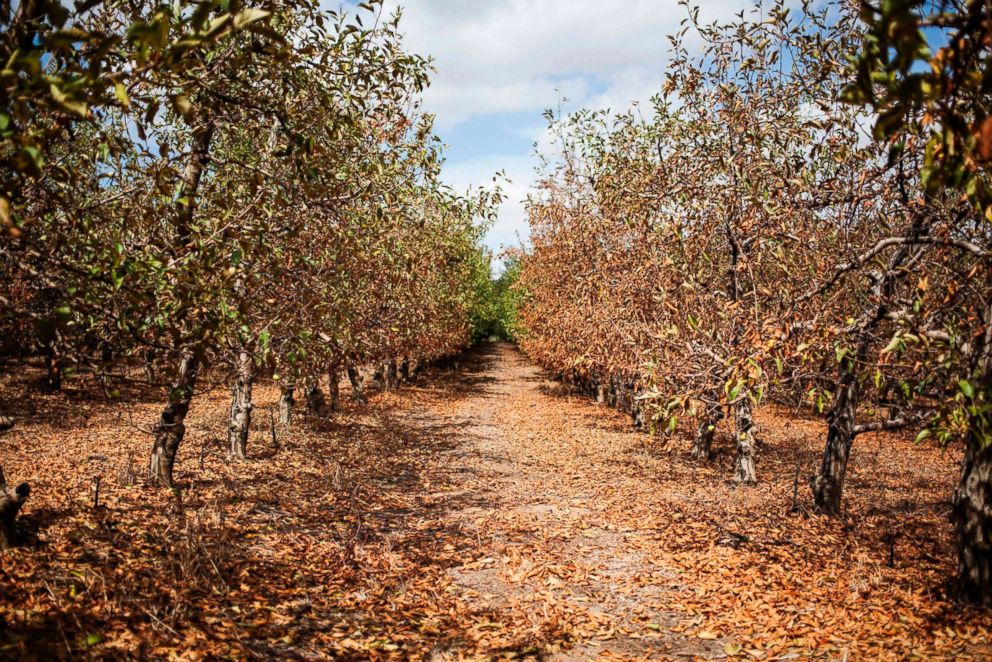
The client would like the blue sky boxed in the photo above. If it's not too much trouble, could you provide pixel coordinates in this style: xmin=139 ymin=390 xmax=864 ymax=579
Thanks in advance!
xmin=349 ymin=0 xmax=748 ymax=261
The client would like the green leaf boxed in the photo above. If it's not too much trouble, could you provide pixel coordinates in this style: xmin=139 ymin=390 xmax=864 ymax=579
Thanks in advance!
xmin=233 ymin=8 xmax=271 ymax=29
xmin=959 ymin=380 xmax=975 ymax=399
xmin=114 ymin=83 xmax=130 ymax=108
xmin=881 ymin=334 xmax=901 ymax=354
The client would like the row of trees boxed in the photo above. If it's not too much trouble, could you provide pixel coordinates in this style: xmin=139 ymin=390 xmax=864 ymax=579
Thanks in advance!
xmin=516 ymin=0 xmax=992 ymax=604
xmin=0 ymin=1 xmax=499 ymax=544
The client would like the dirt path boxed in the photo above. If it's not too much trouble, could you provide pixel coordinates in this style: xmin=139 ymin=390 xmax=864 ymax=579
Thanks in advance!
xmin=400 ymin=342 xmax=723 ymax=659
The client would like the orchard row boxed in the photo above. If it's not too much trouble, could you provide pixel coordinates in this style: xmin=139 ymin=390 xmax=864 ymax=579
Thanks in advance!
xmin=515 ymin=0 xmax=992 ymax=604
xmin=0 ymin=1 xmax=499 ymax=523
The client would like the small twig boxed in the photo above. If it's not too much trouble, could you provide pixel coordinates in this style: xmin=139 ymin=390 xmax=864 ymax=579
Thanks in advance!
xmin=139 ymin=606 xmax=181 ymax=637
xmin=790 ymin=459 xmax=801 ymax=512
xmin=269 ymin=409 xmax=278 ymax=452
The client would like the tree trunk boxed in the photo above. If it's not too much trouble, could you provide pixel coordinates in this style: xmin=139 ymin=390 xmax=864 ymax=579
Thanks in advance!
xmin=386 ymin=359 xmax=398 ymax=390
xmin=400 ymin=357 xmax=411 ymax=382
xmin=692 ymin=406 xmax=723 ymax=461
xmin=631 ymin=397 xmax=646 ymax=429
xmin=347 ymin=364 xmax=364 ymax=403
xmin=954 ymin=299 xmax=992 ymax=605
xmin=327 ymin=365 xmax=340 ymax=412
xmin=0 ymin=466 xmax=30 ymax=550
xmin=44 ymin=341 xmax=61 ymax=391
xmin=733 ymin=398 xmax=758 ymax=485
xmin=279 ymin=383 xmax=295 ymax=425
xmin=811 ymin=369 xmax=858 ymax=515
xmin=227 ymin=348 xmax=253 ymax=461
xmin=955 ymin=434 xmax=992 ymax=605
xmin=149 ymin=352 xmax=199 ymax=487
xmin=373 ymin=364 xmax=385 ymax=390
xmin=143 ymin=349 xmax=156 ymax=384
xmin=147 ymin=106 xmax=213 ymax=488
xmin=305 ymin=380 xmax=326 ymax=417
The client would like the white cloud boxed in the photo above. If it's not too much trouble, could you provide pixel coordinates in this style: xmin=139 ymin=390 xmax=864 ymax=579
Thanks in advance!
xmin=350 ymin=0 xmax=754 ymax=254
xmin=442 ymin=154 xmax=536 ymax=255
xmin=385 ymin=0 xmax=745 ymax=127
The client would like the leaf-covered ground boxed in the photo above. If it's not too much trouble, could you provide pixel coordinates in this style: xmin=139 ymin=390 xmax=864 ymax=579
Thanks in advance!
xmin=1 ymin=342 xmax=990 ymax=659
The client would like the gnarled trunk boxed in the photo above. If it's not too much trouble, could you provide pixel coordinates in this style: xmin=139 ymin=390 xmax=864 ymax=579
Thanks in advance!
xmin=0 ymin=466 xmax=29 ymax=550
xmin=954 ymin=301 xmax=992 ymax=605
xmin=812 ymin=370 xmax=858 ymax=515
xmin=400 ymin=357 xmax=411 ymax=382
xmin=278 ymin=383 xmax=295 ymax=425
xmin=148 ymin=107 xmax=213 ymax=488
xmin=347 ymin=364 xmax=364 ymax=404
xmin=955 ymin=436 xmax=992 ymax=605
xmin=733 ymin=398 xmax=758 ymax=485
xmin=327 ymin=365 xmax=340 ymax=412
xmin=149 ymin=352 xmax=199 ymax=487
xmin=692 ymin=405 xmax=723 ymax=461
xmin=227 ymin=348 xmax=253 ymax=461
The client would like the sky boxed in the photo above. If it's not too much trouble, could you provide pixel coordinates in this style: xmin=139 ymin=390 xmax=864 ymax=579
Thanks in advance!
xmin=351 ymin=0 xmax=748 ymax=264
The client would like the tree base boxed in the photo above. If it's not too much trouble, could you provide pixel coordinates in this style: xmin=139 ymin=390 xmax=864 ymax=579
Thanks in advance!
xmin=0 ymin=466 xmax=30 ymax=550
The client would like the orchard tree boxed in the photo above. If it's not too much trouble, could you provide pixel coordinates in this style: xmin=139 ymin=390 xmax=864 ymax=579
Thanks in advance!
xmin=844 ymin=0 xmax=992 ymax=605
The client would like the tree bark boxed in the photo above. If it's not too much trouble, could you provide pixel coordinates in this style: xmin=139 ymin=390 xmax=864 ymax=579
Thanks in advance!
xmin=305 ymin=380 xmax=326 ymax=417
xmin=327 ymin=365 xmax=340 ymax=412
xmin=372 ymin=364 xmax=385 ymax=390
xmin=143 ymin=349 xmax=156 ymax=384
xmin=149 ymin=352 xmax=199 ymax=487
xmin=279 ymin=382 xmax=295 ymax=425
xmin=44 ymin=339 xmax=61 ymax=391
xmin=227 ymin=347 xmax=253 ymax=461
xmin=400 ymin=357 xmax=411 ymax=382
xmin=954 ymin=298 xmax=992 ymax=605
xmin=692 ymin=405 xmax=723 ymax=461
xmin=347 ymin=364 xmax=364 ymax=404
xmin=955 ymin=432 xmax=992 ymax=605
xmin=631 ymin=397 xmax=646 ymax=429
xmin=733 ymin=398 xmax=758 ymax=485
xmin=811 ymin=362 xmax=858 ymax=514
xmin=0 ymin=465 xmax=30 ymax=550
xmin=386 ymin=359 xmax=398 ymax=390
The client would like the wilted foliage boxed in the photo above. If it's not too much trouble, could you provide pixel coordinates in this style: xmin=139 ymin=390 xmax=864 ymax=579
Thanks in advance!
xmin=516 ymin=0 xmax=992 ymax=603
